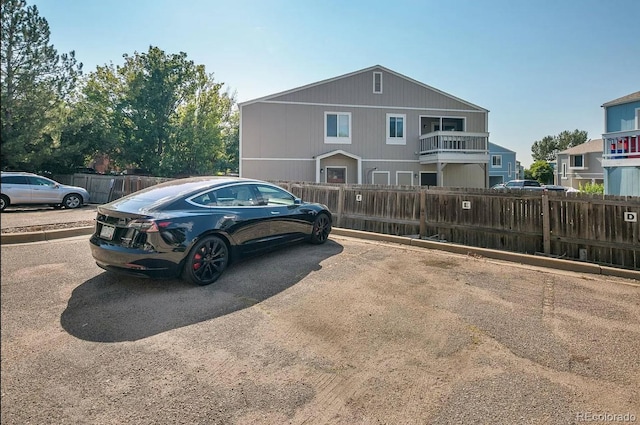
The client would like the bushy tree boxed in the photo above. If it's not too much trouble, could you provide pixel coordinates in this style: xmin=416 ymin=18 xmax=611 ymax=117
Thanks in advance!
xmin=528 ymin=160 xmax=554 ymax=184
xmin=531 ymin=130 xmax=588 ymax=162
xmin=1 ymin=0 xmax=82 ymax=171
xmin=159 ymin=65 xmax=236 ymax=176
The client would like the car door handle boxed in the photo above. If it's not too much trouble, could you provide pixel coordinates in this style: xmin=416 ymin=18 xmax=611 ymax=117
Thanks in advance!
xmin=270 ymin=211 xmax=280 ymax=215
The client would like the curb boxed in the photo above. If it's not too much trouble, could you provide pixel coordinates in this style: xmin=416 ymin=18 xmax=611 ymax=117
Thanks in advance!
xmin=331 ymin=228 xmax=640 ymax=281
xmin=0 ymin=226 xmax=94 ymax=244
xmin=2 ymin=225 xmax=638 ymax=282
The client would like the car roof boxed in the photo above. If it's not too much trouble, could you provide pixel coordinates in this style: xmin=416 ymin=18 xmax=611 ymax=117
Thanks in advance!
xmin=102 ymin=176 xmax=274 ymax=212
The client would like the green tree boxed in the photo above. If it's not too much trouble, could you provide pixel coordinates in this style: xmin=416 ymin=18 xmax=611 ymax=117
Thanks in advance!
xmin=1 ymin=0 xmax=82 ymax=171
xmin=116 ymin=46 xmax=197 ymax=174
xmin=159 ymin=66 xmax=236 ymax=176
xmin=528 ymin=160 xmax=554 ymax=184
xmin=221 ymin=107 xmax=239 ymax=174
xmin=53 ymin=64 xmax=126 ymax=173
xmin=531 ymin=129 xmax=588 ymax=162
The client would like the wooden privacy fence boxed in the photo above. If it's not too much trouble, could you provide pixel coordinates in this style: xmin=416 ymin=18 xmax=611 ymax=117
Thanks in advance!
xmin=276 ymin=182 xmax=640 ymax=270
xmin=54 ymin=174 xmax=172 ymax=204
xmin=54 ymin=175 xmax=639 ymax=270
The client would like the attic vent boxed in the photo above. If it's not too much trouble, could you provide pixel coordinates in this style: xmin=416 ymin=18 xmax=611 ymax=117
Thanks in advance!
xmin=373 ymin=72 xmax=382 ymax=94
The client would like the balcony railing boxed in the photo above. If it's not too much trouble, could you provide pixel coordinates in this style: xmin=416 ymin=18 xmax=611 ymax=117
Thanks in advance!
xmin=602 ymin=130 xmax=640 ymax=160
xmin=419 ymin=131 xmax=489 ymax=155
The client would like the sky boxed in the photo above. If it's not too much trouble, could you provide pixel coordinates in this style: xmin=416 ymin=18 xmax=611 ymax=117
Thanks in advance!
xmin=30 ymin=0 xmax=640 ymax=168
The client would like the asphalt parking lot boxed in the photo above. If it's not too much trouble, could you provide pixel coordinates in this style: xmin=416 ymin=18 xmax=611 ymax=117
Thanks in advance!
xmin=1 ymin=230 xmax=638 ymax=424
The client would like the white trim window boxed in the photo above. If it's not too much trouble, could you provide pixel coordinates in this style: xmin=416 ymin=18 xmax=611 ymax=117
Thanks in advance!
xmin=324 ymin=112 xmax=351 ymax=144
xmin=570 ymin=154 xmax=584 ymax=169
xmin=562 ymin=162 xmax=567 ymax=179
xmin=508 ymin=162 xmax=512 ymax=178
xmin=386 ymin=113 xmax=406 ymax=145
xmin=396 ymin=171 xmax=413 ymax=186
xmin=491 ymin=155 xmax=502 ymax=168
xmin=325 ymin=166 xmax=347 ymax=183
xmin=372 ymin=170 xmax=390 ymax=185
xmin=373 ymin=72 xmax=382 ymax=94
xmin=635 ymin=107 xmax=639 ymax=129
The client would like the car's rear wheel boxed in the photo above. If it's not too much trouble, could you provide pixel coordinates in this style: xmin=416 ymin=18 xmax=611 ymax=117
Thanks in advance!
xmin=182 ymin=235 xmax=229 ymax=286
xmin=0 ymin=195 xmax=8 ymax=211
xmin=62 ymin=194 xmax=82 ymax=209
xmin=310 ymin=213 xmax=331 ymax=244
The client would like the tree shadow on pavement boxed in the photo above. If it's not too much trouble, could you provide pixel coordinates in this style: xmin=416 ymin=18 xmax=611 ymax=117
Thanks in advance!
xmin=60 ymin=240 xmax=343 ymax=342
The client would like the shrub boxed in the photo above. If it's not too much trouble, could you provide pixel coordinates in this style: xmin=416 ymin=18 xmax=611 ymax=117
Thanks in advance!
xmin=579 ymin=182 xmax=604 ymax=194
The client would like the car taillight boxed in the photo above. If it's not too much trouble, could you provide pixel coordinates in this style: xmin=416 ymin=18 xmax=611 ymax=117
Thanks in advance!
xmin=128 ymin=220 xmax=171 ymax=233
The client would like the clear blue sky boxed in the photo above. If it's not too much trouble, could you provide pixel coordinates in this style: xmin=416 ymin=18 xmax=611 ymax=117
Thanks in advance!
xmin=31 ymin=0 xmax=640 ymax=168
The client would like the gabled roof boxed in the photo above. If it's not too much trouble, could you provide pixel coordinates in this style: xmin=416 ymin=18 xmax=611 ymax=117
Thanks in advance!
xmin=601 ymin=91 xmax=640 ymax=107
xmin=489 ymin=142 xmax=516 ymax=154
xmin=557 ymin=139 xmax=603 ymax=155
xmin=239 ymin=65 xmax=488 ymax=112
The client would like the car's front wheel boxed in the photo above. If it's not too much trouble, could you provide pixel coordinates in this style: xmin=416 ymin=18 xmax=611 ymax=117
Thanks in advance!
xmin=182 ymin=235 xmax=229 ymax=286
xmin=62 ymin=194 xmax=82 ymax=209
xmin=310 ymin=212 xmax=331 ymax=244
xmin=0 ymin=195 xmax=8 ymax=211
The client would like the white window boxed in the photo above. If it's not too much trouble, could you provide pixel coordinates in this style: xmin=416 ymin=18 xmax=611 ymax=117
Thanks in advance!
xmin=373 ymin=72 xmax=382 ymax=94
xmin=562 ymin=162 xmax=567 ymax=179
xmin=396 ymin=171 xmax=413 ymax=186
xmin=326 ymin=166 xmax=347 ymax=183
xmin=491 ymin=155 xmax=502 ymax=167
xmin=386 ymin=114 xmax=406 ymax=145
xmin=570 ymin=154 xmax=584 ymax=168
xmin=372 ymin=171 xmax=390 ymax=185
xmin=324 ymin=112 xmax=351 ymax=144
xmin=508 ymin=162 xmax=512 ymax=178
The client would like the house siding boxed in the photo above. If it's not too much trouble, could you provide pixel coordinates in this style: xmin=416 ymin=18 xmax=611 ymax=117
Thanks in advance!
xmin=488 ymin=142 xmax=516 ymax=185
xmin=606 ymin=100 xmax=640 ymax=132
xmin=241 ymin=101 xmax=485 ymax=160
xmin=266 ymin=67 xmax=484 ymax=112
xmin=240 ymin=66 xmax=489 ymax=187
xmin=604 ymin=166 xmax=640 ymax=196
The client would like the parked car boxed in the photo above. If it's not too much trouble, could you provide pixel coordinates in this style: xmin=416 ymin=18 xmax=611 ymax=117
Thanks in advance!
xmin=0 ymin=171 xmax=90 ymax=211
xmin=89 ymin=176 xmax=333 ymax=286
xmin=493 ymin=179 xmax=543 ymax=190
xmin=542 ymin=184 xmax=580 ymax=192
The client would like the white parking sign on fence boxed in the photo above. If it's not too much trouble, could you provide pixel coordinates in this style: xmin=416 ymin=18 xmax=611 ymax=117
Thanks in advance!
xmin=624 ymin=212 xmax=637 ymax=222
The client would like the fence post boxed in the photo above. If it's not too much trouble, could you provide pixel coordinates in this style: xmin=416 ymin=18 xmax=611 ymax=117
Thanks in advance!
xmin=336 ymin=186 xmax=344 ymax=228
xmin=542 ymin=192 xmax=550 ymax=254
xmin=419 ymin=189 xmax=426 ymax=238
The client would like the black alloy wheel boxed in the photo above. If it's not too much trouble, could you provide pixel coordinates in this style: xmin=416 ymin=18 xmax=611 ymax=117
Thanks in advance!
xmin=310 ymin=213 xmax=331 ymax=244
xmin=63 ymin=194 xmax=82 ymax=209
xmin=183 ymin=235 xmax=229 ymax=286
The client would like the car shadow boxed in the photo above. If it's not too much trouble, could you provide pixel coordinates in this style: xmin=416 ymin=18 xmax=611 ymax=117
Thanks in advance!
xmin=60 ymin=240 xmax=344 ymax=342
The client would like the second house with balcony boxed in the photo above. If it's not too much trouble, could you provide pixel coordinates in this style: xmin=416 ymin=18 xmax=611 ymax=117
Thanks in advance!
xmin=239 ymin=65 xmax=490 ymax=187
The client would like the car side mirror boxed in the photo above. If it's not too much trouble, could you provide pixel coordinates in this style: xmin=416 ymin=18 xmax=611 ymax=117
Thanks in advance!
xmin=294 ymin=198 xmax=302 ymax=205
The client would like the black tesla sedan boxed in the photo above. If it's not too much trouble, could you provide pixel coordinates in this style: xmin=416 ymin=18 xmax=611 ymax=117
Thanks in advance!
xmin=89 ymin=177 xmax=332 ymax=285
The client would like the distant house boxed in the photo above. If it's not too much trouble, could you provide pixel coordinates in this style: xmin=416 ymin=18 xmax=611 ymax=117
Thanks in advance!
xmin=601 ymin=91 xmax=640 ymax=196
xmin=555 ymin=139 xmax=604 ymax=189
xmin=488 ymin=142 xmax=517 ymax=186
xmin=239 ymin=65 xmax=490 ymax=187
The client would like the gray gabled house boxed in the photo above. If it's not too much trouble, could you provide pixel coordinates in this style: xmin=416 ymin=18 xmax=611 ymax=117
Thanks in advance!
xmin=555 ymin=139 xmax=604 ymax=189
xmin=239 ymin=65 xmax=490 ymax=187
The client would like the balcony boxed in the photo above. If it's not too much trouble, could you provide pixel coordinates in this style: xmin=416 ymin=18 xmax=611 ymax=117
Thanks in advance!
xmin=602 ymin=130 xmax=640 ymax=167
xmin=418 ymin=131 xmax=489 ymax=164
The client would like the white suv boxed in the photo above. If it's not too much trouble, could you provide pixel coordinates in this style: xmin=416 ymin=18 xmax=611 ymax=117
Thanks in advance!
xmin=1 ymin=172 xmax=90 ymax=211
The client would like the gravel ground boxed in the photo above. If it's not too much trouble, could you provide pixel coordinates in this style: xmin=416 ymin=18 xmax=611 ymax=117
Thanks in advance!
xmin=1 ymin=235 xmax=639 ymax=424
